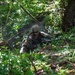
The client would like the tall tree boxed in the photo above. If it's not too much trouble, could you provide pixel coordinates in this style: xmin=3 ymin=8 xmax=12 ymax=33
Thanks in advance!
xmin=62 ymin=0 xmax=75 ymax=32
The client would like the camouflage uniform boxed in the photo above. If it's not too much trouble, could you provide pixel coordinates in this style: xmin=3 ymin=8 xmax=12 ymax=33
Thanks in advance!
xmin=20 ymin=25 xmax=51 ymax=53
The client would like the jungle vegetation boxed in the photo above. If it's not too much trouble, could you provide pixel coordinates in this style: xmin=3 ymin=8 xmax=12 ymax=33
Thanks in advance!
xmin=0 ymin=0 xmax=75 ymax=75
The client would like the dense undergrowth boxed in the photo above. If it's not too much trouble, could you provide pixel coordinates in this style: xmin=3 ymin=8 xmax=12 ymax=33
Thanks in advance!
xmin=0 ymin=28 xmax=75 ymax=75
xmin=0 ymin=0 xmax=75 ymax=75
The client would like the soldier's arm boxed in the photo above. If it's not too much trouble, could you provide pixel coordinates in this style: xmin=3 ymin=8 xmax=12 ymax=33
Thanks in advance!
xmin=22 ymin=35 xmax=32 ymax=46
xmin=40 ymin=31 xmax=51 ymax=44
xmin=22 ymin=38 xmax=27 ymax=46
xmin=27 ymin=35 xmax=32 ymax=42
xmin=40 ymin=31 xmax=51 ymax=38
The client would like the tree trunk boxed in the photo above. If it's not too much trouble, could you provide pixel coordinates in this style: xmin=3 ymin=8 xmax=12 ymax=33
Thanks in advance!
xmin=62 ymin=0 xmax=75 ymax=32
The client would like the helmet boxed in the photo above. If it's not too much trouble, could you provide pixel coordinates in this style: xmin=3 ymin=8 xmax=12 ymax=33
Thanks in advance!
xmin=32 ymin=24 xmax=40 ymax=32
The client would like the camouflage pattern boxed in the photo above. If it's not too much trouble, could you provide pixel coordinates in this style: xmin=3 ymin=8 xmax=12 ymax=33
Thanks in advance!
xmin=20 ymin=31 xmax=51 ymax=53
xmin=20 ymin=24 xmax=51 ymax=53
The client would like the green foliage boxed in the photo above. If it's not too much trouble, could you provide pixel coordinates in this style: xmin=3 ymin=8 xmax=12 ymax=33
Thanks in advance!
xmin=59 ymin=0 xmax=69 ymax=8
xmin=0 ymin=0 xmax=63 ymax=40
xmin=0 ymin=30 xmax=75 ymax=75
xmin=43 ymin=0 xmax=62 ymax=34
xmin=0 ymin=49 xmax=34 ymax=75
xmin=0 ymin=0 xmax=75 ymax=75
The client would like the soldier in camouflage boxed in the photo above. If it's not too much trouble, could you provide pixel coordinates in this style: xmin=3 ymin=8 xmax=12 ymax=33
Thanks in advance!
xmin=20 ymin=24 xmax=51 ymax=53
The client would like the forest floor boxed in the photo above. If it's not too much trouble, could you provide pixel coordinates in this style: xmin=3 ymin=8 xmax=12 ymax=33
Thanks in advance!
xmin=35 ymin=42 xmax=75 ymax=75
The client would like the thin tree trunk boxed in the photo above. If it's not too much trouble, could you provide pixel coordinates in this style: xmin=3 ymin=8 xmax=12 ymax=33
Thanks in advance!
xmin=62 ymin=0 xmax=75 ymax=32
